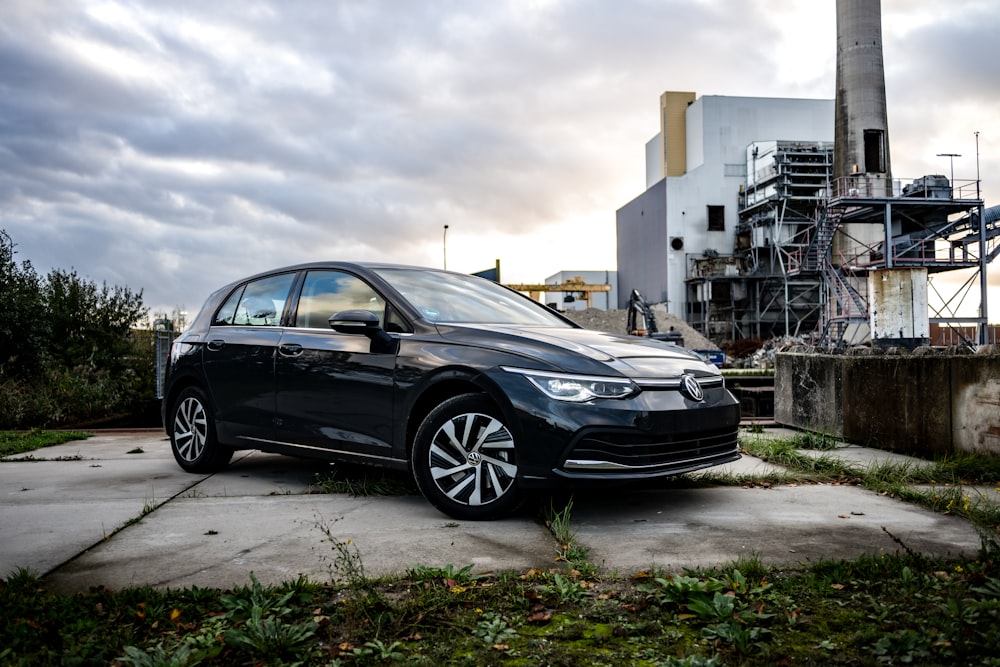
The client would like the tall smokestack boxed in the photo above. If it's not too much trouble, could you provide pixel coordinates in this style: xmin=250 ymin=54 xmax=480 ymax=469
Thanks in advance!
xmin=834 ymin=0 xmax=891 ymax=185
xmin=833 ymin=0 xmax=929 ymax=349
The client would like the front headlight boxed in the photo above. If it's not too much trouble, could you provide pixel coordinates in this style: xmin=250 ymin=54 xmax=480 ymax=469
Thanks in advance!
xmin=502 ymin=367 xmax=638 ymax=402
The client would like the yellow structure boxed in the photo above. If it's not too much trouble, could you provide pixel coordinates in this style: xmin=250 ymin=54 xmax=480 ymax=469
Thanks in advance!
xmin=505 ymin=277 xmax=611 ymax=309
xmin=660 ymin=91 xmax=696 ymax=177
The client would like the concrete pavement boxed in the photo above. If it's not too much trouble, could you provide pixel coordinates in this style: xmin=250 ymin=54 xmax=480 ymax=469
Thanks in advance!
xmin=0 ymin=430 xmax=986 ymax=593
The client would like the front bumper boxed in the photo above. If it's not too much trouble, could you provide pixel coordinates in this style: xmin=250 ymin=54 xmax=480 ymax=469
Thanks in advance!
xmin=559 ymin=424 xmax=740 ymax=478
xmin=491 ymin=371 xmax=742 ymax=487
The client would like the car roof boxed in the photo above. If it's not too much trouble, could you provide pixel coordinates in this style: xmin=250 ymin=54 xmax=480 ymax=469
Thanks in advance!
xmin=239 ymin=261 xmax=447 ymax=281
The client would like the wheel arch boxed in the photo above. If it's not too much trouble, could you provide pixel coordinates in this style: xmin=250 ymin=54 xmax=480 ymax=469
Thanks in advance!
xmin=162 ymin=373 xmax=205 ymax=436
xmin=403 ymin=369 xmax=518 ymax=459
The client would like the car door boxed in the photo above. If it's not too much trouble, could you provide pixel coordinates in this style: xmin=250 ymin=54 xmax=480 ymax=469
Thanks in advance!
xmin=201 ymin=272 xmax=297 ymax=445
xmin=274 ymin=269 xmax=401 ymax=462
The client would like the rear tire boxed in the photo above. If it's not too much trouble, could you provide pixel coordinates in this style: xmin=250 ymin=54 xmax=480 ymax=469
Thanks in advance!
xmin=169 ymin=387 xmax=233 ymax=473
xmin=412 ymin=394 xmax=523 ymax=520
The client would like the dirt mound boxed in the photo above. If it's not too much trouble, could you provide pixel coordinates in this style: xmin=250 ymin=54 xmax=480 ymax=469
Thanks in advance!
xmin=563 ymin=308 xmax=718 ymax=351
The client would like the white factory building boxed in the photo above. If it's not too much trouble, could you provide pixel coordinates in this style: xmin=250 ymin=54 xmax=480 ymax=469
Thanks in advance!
xmin=616 ymin=91 xmax=833 ymax=315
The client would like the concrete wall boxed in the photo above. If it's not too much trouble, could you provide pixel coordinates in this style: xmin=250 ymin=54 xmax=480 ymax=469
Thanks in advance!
xmin=775 ymin=346 xmax=1000 ymax=456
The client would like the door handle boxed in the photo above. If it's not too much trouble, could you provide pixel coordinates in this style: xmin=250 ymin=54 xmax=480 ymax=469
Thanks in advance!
xmin=207 ymin=339 xmax=225 ymax=351
xmin=279 ymin=343 xmax=303 ymax=357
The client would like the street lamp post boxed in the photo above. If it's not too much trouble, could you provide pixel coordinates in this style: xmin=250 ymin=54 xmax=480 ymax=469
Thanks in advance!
xmin=443 ymin=225 xmax=449 ymax=270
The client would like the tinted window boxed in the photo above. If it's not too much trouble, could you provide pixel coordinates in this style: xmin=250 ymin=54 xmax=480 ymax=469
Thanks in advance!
xmin=295 ymin=270 xmax=387 ymax=329
xmin=215 ymin=273 xmax=295 ymax=327
xmin=213 ymin=285 xmax=245 ymax=326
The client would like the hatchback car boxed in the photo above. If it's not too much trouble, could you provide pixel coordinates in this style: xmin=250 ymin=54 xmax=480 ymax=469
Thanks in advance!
xmin=162 ymin=262 xmax=740 ymax=520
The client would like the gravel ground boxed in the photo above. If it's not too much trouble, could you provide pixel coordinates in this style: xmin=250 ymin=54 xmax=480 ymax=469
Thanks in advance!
xmin=563 ymin=307 xmax=719 ymax=351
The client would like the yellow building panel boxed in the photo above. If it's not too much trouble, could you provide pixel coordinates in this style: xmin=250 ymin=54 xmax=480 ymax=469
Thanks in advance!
xmin=660 ymin=91 xmax=696 ymax=178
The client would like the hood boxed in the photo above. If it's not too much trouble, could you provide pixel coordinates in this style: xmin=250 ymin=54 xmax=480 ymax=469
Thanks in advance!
xmin=435 ymin=324 xmax=719 ymax=379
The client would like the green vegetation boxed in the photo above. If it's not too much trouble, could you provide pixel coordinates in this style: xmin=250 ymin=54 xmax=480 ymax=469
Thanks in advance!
xmin=4 ymin=428 xmax=1000 ymax=663
xmin=0 ymin=430 xmax=90 ymax=459
xmin=736 ymin=430 xmax=1000 ymax=532
xmin=3 ymin=546 xmax=998 ymax=665
xmin=312 ymin=465 xmax=420 ymax=497
xmin=0 ymin=229 xmax=152 ymax=428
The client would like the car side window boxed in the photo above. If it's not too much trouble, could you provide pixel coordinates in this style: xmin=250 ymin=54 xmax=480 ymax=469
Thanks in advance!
xmin=384 ymin=304 xmax=412 ymax=334
xmin=295 ymin=270 xmax=387 ymax=329
xmin=215 ymin=273 xmax=295 ymax=327
xmin=213 ymin=286 xmax=245 ymax=326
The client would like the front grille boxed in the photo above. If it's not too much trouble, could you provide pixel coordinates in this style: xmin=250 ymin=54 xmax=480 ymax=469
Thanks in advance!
xmin=563 ymin=426 xmax=739 ymax=472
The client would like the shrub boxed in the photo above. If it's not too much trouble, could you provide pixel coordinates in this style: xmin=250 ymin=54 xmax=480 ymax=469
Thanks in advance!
xmin=0 ymin=230 xmax=150 ymax=428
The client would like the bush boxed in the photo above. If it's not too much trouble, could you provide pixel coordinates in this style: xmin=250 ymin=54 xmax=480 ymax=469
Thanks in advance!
xmin=0 ymin=230 xmax=151 ymax=428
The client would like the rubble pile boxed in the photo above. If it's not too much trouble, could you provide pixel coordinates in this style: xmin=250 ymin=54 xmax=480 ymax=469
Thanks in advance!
xmin=743 ymin=336 xmax=809 ymax=369
xmin=563 ymin=308 xmax=719 ymax=351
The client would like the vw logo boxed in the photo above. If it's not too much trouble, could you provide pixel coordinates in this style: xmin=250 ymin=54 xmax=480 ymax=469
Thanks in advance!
xmin=680 ymin=374 xmax=704 ymax=402
xmin=467 ymin=451 xmax=482 ymax=466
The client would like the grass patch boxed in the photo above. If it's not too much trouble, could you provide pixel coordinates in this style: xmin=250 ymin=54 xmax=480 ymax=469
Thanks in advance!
xmin=311 ymin=464 xmax=419 ymax=497
xmin=740 ymin=431 xmax=1000 ymax=532
xmin=0 ymin=430 xmax=90 ymax=459
xmin=4 ymin=549 xmax=999 ymax=665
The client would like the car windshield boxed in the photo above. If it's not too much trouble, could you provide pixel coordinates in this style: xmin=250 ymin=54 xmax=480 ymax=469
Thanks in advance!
xmin=374 ymin=268 xmax=572 ymax=327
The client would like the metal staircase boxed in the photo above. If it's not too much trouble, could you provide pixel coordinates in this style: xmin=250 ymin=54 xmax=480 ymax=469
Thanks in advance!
xmin=799 ymin=206 xmax=843 ymax=273
xmin=817 ymin=258 xmax=870 ymax=346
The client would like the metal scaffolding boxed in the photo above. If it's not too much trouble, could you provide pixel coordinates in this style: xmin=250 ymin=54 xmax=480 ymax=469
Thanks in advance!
xmin=684 ymin=141 xmax=995 ymax=347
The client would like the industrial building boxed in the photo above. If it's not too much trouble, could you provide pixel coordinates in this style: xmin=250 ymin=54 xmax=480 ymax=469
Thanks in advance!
xmin=616 ymin=92 xmax=834 ymax=338
xmin=616 ymin=0 xmax=998 ymax=349
xmin=616 ymin=93 xmax=995 ymax=348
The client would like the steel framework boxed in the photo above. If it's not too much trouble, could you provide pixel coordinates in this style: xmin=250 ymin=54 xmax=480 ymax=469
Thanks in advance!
xmin=684 ymin=141 xmax=995 ymax=346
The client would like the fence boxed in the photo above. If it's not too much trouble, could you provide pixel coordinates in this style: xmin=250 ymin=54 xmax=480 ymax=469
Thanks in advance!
xmin=929 ymin=323 xmax=1000 ymax=347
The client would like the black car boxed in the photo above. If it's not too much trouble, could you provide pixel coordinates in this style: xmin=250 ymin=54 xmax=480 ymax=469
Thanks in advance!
xmin=162 ymin=262 xmax=740 ymax=520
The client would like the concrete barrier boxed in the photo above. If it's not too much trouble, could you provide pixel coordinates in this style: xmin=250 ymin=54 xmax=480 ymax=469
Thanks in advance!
xmin=775 ymin=345 xmax=1000 ymax=456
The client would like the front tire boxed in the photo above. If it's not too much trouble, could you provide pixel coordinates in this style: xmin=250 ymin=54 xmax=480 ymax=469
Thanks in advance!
xmin=169 ymin=386 xmax=233 ymax=473
xmin=412 ymin=394 xmax=523 ymax=520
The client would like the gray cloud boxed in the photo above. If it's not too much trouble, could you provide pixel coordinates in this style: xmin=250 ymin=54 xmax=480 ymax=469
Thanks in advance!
xmin=0 ymin=0 xmax=996 ymax=317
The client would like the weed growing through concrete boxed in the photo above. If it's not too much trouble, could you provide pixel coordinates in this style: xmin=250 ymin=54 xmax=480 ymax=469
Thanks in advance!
xmin=313 ymin=514 xmax=366 ymax=589
xmin=544 ymin=496 xmax=593 ymax=574
xmin=738 ymin=431 xmax=1000 ymax=531
xmin=311 ymin=464 xmax=418 ymax=497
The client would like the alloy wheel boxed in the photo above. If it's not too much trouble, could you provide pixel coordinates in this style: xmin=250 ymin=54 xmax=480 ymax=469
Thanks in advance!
xmin=426 ymin=412 xmax=517 ymax=507
xmin=173 ymin=396 xmax=208 ymax=463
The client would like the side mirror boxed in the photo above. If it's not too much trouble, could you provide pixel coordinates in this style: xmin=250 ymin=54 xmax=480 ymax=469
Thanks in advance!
xmin=329 ymin=309 xmax=381 ymax=334
xmin=329 ymin=309 xmax=396 ymax=353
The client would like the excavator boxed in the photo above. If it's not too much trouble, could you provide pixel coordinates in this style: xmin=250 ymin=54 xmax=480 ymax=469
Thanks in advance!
xmin=626 ymin=289 xmax=683 ymax=346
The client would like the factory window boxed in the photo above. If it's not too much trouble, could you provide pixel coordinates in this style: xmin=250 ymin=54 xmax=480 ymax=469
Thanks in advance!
xmin=707 ymin=205 xmax=725 ymax=231
xmin=864 ymin=130 xmax=886 ymax=173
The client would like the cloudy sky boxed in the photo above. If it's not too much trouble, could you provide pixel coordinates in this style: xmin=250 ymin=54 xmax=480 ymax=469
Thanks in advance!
xmin=1 ymin=0 xmax=997 ymax=322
